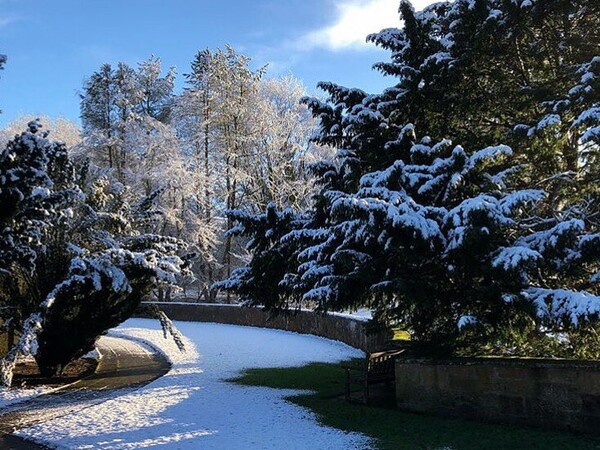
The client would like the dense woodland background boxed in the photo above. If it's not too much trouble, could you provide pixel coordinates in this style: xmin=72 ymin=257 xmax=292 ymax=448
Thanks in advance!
xmin=1 ymin=48 xmax=330 ymax=302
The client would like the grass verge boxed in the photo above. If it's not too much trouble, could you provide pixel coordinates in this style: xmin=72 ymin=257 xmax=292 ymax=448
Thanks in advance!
xmin=229 ymin=359 xmax=600 ymax=450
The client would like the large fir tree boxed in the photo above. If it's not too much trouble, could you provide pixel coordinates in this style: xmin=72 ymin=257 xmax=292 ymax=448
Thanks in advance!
xmin=221 ymin=0 xmax=600 ymax=357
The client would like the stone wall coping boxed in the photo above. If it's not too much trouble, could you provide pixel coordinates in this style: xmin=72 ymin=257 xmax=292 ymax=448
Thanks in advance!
xmin=147 ymin=301 xmax=245 ymax=308
xmin=397 ymin=356 xmax=600 ymax=369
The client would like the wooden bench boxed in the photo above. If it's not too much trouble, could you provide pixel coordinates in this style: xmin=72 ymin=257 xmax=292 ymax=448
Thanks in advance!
xmin=343 ymin=349 xmax=404 ymax=405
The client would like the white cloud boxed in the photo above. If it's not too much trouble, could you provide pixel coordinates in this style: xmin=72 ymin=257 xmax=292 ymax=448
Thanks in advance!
xmin=303 ymin=0 xmax=434 ymax=51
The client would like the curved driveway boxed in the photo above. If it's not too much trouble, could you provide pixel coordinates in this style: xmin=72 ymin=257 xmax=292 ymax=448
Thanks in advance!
xmin=0 ymin=335 xmax=170 ymax=449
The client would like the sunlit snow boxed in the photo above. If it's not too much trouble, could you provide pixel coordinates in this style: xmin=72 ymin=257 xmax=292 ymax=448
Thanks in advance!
xmin=18 ymin=319 xmax=369 ymax=450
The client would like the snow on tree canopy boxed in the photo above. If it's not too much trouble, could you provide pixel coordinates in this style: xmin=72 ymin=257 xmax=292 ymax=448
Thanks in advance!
xmin=220 ymin=0 xmax=600 ymax=357
xmin=492 ymin=246 xmax=543 ymax=271
xmin=1 ymin=122 xmax=191 ymax=384
xmin=524 ymin=288 xmax=600 ymax=327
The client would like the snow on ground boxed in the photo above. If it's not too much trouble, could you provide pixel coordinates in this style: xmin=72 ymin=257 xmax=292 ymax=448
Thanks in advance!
xmin=0 ymin=351 xmax=102 ymax=410
xmin=336 ymin=308 xmax=373 ymax=321
xmin=0 ymin=383 xmax=52 ymax=409
xmin=17 ymin=319 xmax=371 ymax=449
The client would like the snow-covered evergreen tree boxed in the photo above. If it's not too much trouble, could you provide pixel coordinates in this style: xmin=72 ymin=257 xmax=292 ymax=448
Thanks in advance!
xmin=365 ymin=0 xmax=600 ymax=181
xmin=216 ymin=204 xmax=309 ymax=311
xmin=0 ymin=122 xmax=190 ymax=384
xmin=222 ymin=0 xmax=600 ymax=357
xmin=0 ymin=115 xmax=81 ymax=149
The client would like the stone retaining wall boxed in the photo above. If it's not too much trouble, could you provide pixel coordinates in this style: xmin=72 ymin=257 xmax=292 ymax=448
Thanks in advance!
xmin=395 ymin=357 xmax=600 ymax=434
xmin=142 ymin=302 xmax=388 ymax=353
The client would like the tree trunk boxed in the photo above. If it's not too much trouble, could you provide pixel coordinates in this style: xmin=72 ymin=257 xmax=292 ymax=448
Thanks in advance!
xmin=6 ymin=323 xmax=15 ymax=351
xmin=563 ymin=130 xmax=579 ymax=173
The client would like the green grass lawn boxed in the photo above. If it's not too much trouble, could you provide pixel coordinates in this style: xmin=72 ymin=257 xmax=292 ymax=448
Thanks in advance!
xmin=229 ymin=359 xmax=600 ymax=450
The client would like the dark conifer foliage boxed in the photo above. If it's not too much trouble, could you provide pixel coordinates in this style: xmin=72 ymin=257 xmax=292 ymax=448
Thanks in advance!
xmin=221 ymin=0 xmax=600 ymax=357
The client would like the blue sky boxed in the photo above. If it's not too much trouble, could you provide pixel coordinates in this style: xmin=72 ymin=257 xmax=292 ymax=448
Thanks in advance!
xmin=0 ymin=0 xmax=431 ymax=127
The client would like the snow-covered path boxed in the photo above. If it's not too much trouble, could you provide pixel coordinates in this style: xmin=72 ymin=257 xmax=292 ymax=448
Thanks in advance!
xmin=18 ymin=319 xmax=371 ymax=450
xmin=0 ymin=336 xmax=169 ymax=438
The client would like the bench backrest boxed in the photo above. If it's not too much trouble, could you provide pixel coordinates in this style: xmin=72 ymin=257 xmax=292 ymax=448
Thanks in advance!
xmin=367 ymin=350 xmax=403 ymax=375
